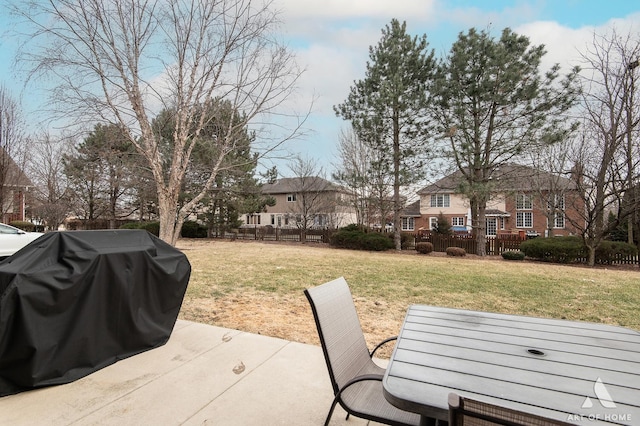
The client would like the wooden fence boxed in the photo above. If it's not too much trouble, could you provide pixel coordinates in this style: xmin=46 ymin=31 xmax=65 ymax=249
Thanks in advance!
xmin=217 ymin=227 xmax=638 ymax=266
xmin=229 ymin=227 xmax=331 ymax=243
xmin=416 ymin=232 xmax=526 ymax=256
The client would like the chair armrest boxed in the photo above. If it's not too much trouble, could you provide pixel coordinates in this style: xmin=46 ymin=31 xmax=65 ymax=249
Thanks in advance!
xmin=370 ymin=336 xmax=397 ymax=358
xmin=336 ymin=373 xmax=385 ymax=399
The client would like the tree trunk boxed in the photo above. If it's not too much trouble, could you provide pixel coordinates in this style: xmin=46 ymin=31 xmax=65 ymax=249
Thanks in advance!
xmin=587 ymin=245 xmax=596 ymax=267
xmin=393 ymin=107 xmax=402 ymax=251
xmin=476 ymin=204 xmax=487 ymax=256
xmin=158 ymin=191 xmax=180 ymax=245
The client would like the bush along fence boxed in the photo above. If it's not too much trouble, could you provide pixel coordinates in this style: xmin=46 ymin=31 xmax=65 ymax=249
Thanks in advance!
xmin=415 ymin=232 xmax=525 ymax=256
xmin=416 ymin=232 xmax=638 ymax=266
xmin=194 ymin=224 xmax=639 ymax=266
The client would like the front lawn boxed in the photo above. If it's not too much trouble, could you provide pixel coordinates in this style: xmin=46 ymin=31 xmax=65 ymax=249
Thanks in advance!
xmin=177 ymin=239 xmax=639 ymax=356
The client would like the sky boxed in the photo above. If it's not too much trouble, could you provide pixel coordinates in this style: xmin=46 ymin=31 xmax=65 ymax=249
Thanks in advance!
xmin=1 ymin=0 xmax=640 ymax=178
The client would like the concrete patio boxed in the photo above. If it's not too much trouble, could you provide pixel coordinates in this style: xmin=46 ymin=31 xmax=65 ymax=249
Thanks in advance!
xmin=0 ymin=320 xmax=385 ymax=425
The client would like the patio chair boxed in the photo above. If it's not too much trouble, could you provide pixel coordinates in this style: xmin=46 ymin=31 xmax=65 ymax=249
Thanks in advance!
xmin=448 ymin=393 xmax=572 ymax=426
xmin=304 ymin=277 xmax=422 ymax=426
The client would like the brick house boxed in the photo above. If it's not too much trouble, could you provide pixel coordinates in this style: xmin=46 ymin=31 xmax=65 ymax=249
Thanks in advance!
xmin=0 ymin=149 xmax=33 ymax=224
xmin=415 ymin=164 xmax=584 ymax=237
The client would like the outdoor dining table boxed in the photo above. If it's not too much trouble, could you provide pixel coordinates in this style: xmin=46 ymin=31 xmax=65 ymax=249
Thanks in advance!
xmin=382 ymin=305 xmax=640 ymax=426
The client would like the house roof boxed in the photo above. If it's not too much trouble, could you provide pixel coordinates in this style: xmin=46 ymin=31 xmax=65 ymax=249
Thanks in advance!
xmin=417 ymin=164 xmax=577 ymax=195
xmin=261 ymin=177 xmax=344 ymax=194
xmin=401 ymin=200 xmax=421 ymax=217
xmin=0 ymin=148 xmax=32 ymax=188
xmin=485 ymin=209 xmax=510 ymax=217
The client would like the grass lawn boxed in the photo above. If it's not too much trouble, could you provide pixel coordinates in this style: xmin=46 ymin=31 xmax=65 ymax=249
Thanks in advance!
xmin=176 ymin=239 xmax=639 ymax=356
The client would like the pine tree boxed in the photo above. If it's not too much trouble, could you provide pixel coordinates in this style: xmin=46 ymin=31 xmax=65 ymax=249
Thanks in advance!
xmin=431 ymin=28 xmax=579 ymax=255
xmin=335 ymin=19 xmax=435 ymax=250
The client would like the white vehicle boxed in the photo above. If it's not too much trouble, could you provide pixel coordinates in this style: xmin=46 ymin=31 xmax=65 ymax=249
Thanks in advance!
xmin=0 ymin=223 xmax=44 ymax=258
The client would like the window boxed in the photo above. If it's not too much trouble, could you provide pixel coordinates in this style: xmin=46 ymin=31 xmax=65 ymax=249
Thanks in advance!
xmin=549 ymin=212 xmax=565 ymax=229
xmin=402 ymin=217 xmax=415 ymax=231
xmin=429 ymin=217 xmax=438 ymax=230
xmin=430 ymin=194 xmax=450 ymax=208
xmin=516 ymin=194 xmax=533 ymax=209
xmin=547 ymin=194 xmax=565 ymax=229
xmin=314 ymin=215 xmax=328 ymax=228
xmin=287 ymin=194 xmax=296 ymax=202
xmin=516 ymin=212 xmax=533 ymax=228
xmin=486 ymin=218 xmax=497 ymax=236
xmin=245 ymin=214 xmax=260 ymax=225
xmin=270 ymin=214 xmax=275 ymax=225
xmin=451 ymin=217 xmax=465 ymax=227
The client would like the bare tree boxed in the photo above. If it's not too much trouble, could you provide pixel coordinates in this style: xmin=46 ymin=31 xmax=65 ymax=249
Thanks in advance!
xmin=333 ymin=128 xmax=370 ymax=227
xmin=332 ymin=127 xmax=394 ymax=229
xmin=572 ymin=29 xmax=640 ymax=265
xmin=287 ymin=156 xmax=333 ymax=239
xmin=528 ymin=138 xmax=579 ymax=237
xmin=13 ymin=0 xmax=305 ymax=244
xmin=29 ymin=132 xmax=72 ymax=230
xmin=0 ymin=85 xmax=30 ymax=222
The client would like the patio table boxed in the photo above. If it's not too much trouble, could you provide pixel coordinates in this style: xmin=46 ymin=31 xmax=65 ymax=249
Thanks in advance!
xmin=382 ymin=305 xmax=640 ymax=425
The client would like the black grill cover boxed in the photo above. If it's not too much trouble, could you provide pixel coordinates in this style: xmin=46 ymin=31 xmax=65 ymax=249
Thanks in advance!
xmin=0 ymin=230 xmax=191 ymax=396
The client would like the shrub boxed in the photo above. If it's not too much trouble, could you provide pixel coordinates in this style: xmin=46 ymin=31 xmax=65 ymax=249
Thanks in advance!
xmin=502 ymin=251 xmax=525 ymax=261
xmin=416 ymin=242 xmax=434 ymax=254
xmin=360 ymin=232 xmax=395 ymax=251
xmin=119 ymin=221 xmax=160 ymax=237
xmin=519 ymin=236 xmax=583 ymax=263
xmin=400 ymin=232 xmax=415 ymax=250
xmin=387 ymin=231 xmax=415 ymax=250
xmin=446 ymin=247 xmax=466 ymax=257
xmin=595 ymin=240 xmax=638 ymax=264
xmin=141 ymin=222 xmax=160 ymax=236
xmin=433 ymin=212 xmax=452 ymax=235
xmin=329 ymin=228 xmax=393 ymax=251
xmin=9 ymin=221 xmax=36 ymax=232
xmin=181 ymin=220 xmax=208 ymax=238
xmin=329 ymin=229 xmax=362 ymax=250
xmin=341 ymin=223 xmax=366 ymax=232
xmin=120 ymin=222 xmax=142 ymax=229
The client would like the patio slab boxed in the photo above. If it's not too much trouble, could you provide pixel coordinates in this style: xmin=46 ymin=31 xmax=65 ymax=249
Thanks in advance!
xmin=0 ymin=320 xmax=381 ymax=425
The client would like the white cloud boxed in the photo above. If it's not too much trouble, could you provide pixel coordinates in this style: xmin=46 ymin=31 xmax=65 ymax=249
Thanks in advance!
xmin=517 ymin=13 xmax=640 ymax=74
xmin=275 ymin=0 xmax=436 ymax=21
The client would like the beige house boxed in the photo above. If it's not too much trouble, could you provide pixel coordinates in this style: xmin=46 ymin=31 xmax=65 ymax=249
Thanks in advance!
xmin=241 ymin=177 xmax=357 ymax=229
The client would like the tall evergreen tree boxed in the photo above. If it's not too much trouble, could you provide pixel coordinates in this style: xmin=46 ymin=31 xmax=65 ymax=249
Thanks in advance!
xmin=63 ymin=123 xmax=138 ymax=226
xmin=431 ymin=28 xmax=580 ymax=255
xmin=335 ymin=19 xmax=435 ymax=250
xmin=152 ymin=100 xmax=268 ymax=235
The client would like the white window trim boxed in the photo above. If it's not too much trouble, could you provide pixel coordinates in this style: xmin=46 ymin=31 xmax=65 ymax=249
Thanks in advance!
xmin=516 ymin=193 xmax=533 ymax=210
xmin=430 ymin=194 xmax=450 ymax=208
xmin=402 ymin=217 xmax=415 ymax=231
xmin=516 ymin=211 xmax=533 ymax=228
xmin=451 ymin=217 xmax=464 ymax=227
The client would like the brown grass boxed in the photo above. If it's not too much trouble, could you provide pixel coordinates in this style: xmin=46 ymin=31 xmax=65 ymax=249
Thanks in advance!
xmin=176 ymin=239 xmax=640 ymax=358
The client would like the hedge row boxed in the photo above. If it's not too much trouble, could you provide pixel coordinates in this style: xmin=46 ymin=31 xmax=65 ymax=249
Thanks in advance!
xmin=519 ymin=236 xmax=638 ymax=264
xmin=10 ymin=221 xmax=45 ymax=232
xmin=119 ymin=221 xmax=160 ymax=236
xmin=119 ymin=220 xmax=209 ymax=238
xmin=329 ymin=225 xmax=394 ymax=251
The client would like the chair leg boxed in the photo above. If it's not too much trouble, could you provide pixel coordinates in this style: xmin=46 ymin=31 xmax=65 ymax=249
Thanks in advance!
xmin=324 ymin=396 xmax=340 ymax=426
